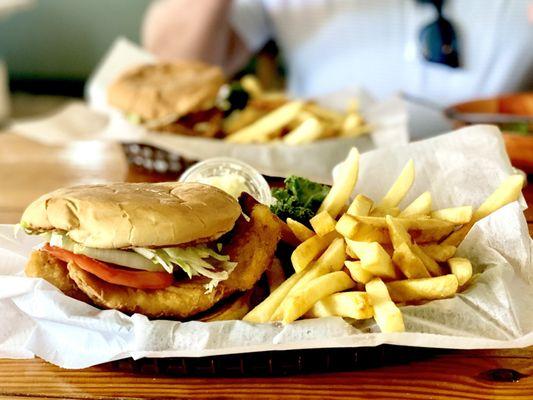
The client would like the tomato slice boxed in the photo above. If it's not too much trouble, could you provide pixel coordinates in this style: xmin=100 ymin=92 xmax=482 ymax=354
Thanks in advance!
xmin=43 ymin=244 xmax=174 ymax=290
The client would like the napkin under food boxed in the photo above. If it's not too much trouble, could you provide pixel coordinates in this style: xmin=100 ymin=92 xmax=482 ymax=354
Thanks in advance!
xmin=0 ymin=125 xmax=532 ymax=369
xmin=10 ymin=37 xmax=408 ymax=183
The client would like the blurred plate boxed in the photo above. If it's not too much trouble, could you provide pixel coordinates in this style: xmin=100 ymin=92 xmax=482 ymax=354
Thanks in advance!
xmin=445 ymin=93 xmax=533 ymax=173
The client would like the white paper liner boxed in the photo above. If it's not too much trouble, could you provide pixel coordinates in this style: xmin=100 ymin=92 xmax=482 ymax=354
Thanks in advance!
xmin=10 ymin=38 xmax=408 ymax=183
xmin=0 ymin=125 xmax=532 ymax=368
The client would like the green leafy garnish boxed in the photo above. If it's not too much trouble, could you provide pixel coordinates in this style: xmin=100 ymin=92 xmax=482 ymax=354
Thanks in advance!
xmin=270 ymin=176 xmax=330 ymax=224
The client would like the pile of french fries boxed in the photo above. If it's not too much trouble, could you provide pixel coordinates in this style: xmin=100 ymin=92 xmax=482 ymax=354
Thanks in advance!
xmin=223 ymin=75 xmax=370 ymax=144
xmin=244 ymin=148 xmax=525 ymax=333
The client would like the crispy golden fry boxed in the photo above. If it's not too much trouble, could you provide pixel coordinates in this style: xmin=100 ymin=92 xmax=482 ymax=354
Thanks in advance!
xmin=283 ymin=117 xmax=324 ymax=145
xmin=67 ymin=203 xmax=281 ymax=319
xmin=243 ymin=266 xmax=307 ymax=323
xmin=227 ymin=101 xmax=304 ymax=143
xmin=420 ymin=244 xmax=457 ymax=262
xmin=386 ymin=275 xmax=459 ymax=302
xmin=399 ymin=191 xmax=432 ymax=217
xmin=291 ymin=231 xmax=339 ymax=272
xmin=376 ymin=159 xmax=415 ymax=209
xmin=310 ymin=210 xmax=337 ymax=236
xmin=306 ymin=291 xmax=373 ymax=319
xmin=345 ymin=260 xmax=373 ymax=284
xmin=411 ymin=244 xmax=445 ymax=276
xmin=270 ymin=238 xmax=346 ymax=321
xmin=319 ymin=147 xmax=360 ymax=218
xmin=286 ymin=218 xmax=314 ymax=242
xmin=431 ymin=206 xmax=472 ymax=224
xmin=266 ymin=257 xmax=286 ymax=292
xmin=346 ymin=194 xmax=374 ymax=217
xmin=305 ymin=103 xmax=345 ymax=123
xmin=356 ymin=215 xmax=454 ymax=232
xmin=370 ymin=206 xmax=401 ymax=217
xmin=240 ymin=75 xmax=263 ymax=98
xmin=385 ymin=215 xmax=412 ymax=249
xmin=280 ymin=271 xmax=355 ymax=323
xmin=365 ymin=278 xmax=405 ymax=333
xmin=442 ymin=175 xmax=524 ymax=246
xmin=336 ymin=214 xmax=360 ymax=239
xmin=448 ymin=257 xmax=473 ymax=286
xmin=346 ymin=240 xmax=399 ymax=280
xmin=350 ymin=224 xmax=391 ymax=244
xmin=412 ymin=225 xmax=455 ymax=243
xmin=342 ymin=115 xmax=372 ymax=137
xmin=223 ymin=107 xmax=265 ymax=134
xmin=392 ymin=243 xmax=431 ymax=279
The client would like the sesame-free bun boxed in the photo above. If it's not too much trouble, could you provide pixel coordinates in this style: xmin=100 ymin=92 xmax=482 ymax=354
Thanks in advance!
xmin=21 ymin=182 xmax=241 ymax=249
xmin=108 ymin=61 xmax=224 ymax=122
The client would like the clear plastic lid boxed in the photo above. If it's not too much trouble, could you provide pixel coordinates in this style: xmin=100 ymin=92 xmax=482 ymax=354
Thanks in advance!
xmin=179 ymin=157 xmax=272 ymax=205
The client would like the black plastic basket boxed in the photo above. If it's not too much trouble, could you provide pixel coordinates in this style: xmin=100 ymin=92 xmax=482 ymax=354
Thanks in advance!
xmin=109 ymin=345 xmax=443 ymax=377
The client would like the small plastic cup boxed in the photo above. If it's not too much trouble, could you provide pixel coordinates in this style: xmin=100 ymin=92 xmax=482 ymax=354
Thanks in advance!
xmin=179 ymin=157 xmax=272 ymax=205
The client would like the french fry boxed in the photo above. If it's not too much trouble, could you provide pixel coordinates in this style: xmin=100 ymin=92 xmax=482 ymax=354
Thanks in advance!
xmin=448 ymin=257 xmax=473 ymax=286
xmin=282 ymin=238 xmax=347 ymax=317
xmin=266 ymin=258 xmax=286 ymax=292
xmin=223 ymin=107 xmax=264 ymax=134
xmin=346 ymin=240 xmax=399 ymax=280
xmin=431 ymin=206 xmax=473 ymax=224
xmin=336 ymin=214 xmax=360 ymax=239
xmin=306 ymin=291 xmax=373 ymax=320
xmin=335 ymin=196 xmax=373 ymax=238
xmin=385 ymin=215 xmax=412 ymax=249
xmin=291 ymin=231 xmax=339 ymax=272
xmin=345 ymin=260 xmax=374 ymax=284
xmin=350 ymin=224 xmax=391 ymax=244
xmin=386 ymin=275 xmax=459 ymax=302
xmin=319 ymin=147 xmax=360 ymax=218
xmin=346 ymin=194 xmax=374 ymax=217
xmin=412 ymin=225 xmax=455 ymax=243
xmin=370 ymin=207 xmax=401 ymax=217
xmin=399 ymin=191 xmax=432 ymax=217
xmin=442 ymin=175 xmax=524 ymax=246
xmin=365 ymin=278 xmax=405 ymax=333
xmin=420 ymin=244 xmax=457 ymax=262
xmin=280 ymin=271 xmax=355 ymax=324
xmin=270 ymin=242 xmax=346 ymax=322
xmin=310 ymin=210 xmax=337 ymax=236
xmin=286 ymin=218 xmax=314 ymax=242
xmin=227 ymin=101 xmax=304 ymax=143
xmin=283 ymin=117 xmax=324 ymax=145
xmin=240 ymin=75 xmax=263 ymax=98
xmin=243 ymin=266 xmax=308 ymax=323
xmin=305 ymin=103 xmax=345 ymax=123
xmin=392 ymin=243 xmax=431 ymax=279
xmin=376 ymin=159 xmax=415 ymax=209
xmin=356 ymin=215 xmax=454 ymax=232
xmin=411 ymin=244 xmax=446 ymax=276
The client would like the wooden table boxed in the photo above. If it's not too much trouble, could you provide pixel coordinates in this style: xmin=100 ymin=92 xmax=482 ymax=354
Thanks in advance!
xmin=0 ymin=133 xmax=532 ymax=400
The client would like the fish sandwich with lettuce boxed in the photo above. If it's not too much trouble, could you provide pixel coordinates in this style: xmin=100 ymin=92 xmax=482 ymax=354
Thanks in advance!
xmin=20 ymin=182 xmax=281 ymax=319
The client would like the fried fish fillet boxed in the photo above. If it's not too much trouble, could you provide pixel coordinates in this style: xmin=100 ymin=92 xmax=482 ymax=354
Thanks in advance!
xmin=63 ymin=203 xmax=281 ymax=319
xmin=25 ymin=250 xmax=92 ymax=303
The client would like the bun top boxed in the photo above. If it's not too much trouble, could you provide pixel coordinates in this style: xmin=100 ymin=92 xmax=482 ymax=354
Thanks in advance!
xmin=108 ymin=61 xmax=224 ymax=122
xmin=21 ymin=182 xmax=241 ymax=249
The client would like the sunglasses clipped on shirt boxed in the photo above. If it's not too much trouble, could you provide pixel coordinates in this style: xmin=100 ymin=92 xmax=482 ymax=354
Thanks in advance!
xmin=417 ymin=0 xmax=461 ymax=68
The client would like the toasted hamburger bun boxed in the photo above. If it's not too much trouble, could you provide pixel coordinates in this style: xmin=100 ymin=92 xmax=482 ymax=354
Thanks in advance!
xmin=20 ymin=182 xmax=241 ymax=249
xmin=108 ymin=61 xmax=224 ymax=122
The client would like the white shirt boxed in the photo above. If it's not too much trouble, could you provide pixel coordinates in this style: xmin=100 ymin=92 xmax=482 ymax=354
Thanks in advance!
xmin=230 ymin=0 xmax=533 ymax=105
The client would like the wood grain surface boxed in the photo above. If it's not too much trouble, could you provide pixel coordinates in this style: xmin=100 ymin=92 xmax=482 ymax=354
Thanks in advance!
xmin=0 ymin=132 xmax=532 ymax=400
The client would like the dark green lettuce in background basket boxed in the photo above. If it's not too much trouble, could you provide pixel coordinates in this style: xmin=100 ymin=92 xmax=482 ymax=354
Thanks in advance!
xmin=270 ymin=176 xmax=330 ymax=225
